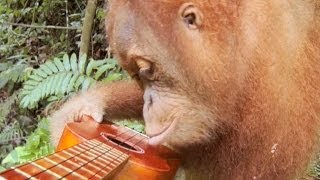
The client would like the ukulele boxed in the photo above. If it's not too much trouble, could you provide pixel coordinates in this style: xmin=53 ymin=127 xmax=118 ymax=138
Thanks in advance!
xmin=0 ymin=116 xmax=180 ymax=180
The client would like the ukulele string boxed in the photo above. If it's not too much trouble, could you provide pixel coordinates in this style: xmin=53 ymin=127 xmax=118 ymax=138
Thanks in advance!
xmin=60 ymin=125 xmax=148 ymax=179
xmin=88 ymin=131 xmax=149 ymax=179
xmin=26 ymin=126 xmax=132 ymax=179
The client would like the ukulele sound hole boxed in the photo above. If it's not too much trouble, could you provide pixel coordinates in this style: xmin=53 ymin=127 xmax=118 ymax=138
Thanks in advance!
xmin=101 ymin=133 xmax=144 ymax=154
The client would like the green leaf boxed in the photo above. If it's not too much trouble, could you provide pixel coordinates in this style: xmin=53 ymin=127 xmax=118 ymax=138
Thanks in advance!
xmin=0 ymin=166 xmax=5 ymax=173
xmin=94 ymin=64 xmax=115 ymax=80
xmin=67 ymin=73 xmax=80 ymax=93
xmin=63 ymin=54 xmax=71 ymax=71
xmin=54 ymin=73 xmax=66 ymax=94
xmin=45 ymin=61 xmax=59 ymax=73
xmin=103 ymin=73 xmax=123 ymax=82
xmin=0 ymin=78 xmax=9 ymax=89
xmin=2 ymin=147 xmax=20 ymax=165
xmin=81 ymin=77 xmax=93 ymax=91
xmin=34 ymin=69 xmax=48 ymax=78
xmin=61 ymin=72 xmax=73 ymax=93
xmin=29 ymin=75 xmax=43 ymax=82
xmin=74 ymin=75 xmax=85 ymax=90
xmin=39 ymin=64 xmax=53 ymax=75
xmin=86 ymin=59 xmax=95 ymax=76
xmin=54 ymin=58 xmax=65 ymax=72
xmin=49 ymin=75 xmax=58 ymax=95
xmin=0 ymin=63 xmax=9 ymax=72
xmin=29 ymin=135 xmax=41 ymax=149
xmin=47 ymin=96 xmax=59 ymax=102
xmin=70 ymin=53 xmax=78 ymax=72
xmin=24 ymin=80 xmax=39 ymax=86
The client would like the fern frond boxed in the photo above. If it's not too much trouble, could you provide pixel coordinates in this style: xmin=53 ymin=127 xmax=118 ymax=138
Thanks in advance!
xmin=0 ymin=62 xmax=29 ymax=89
xmin=0 ymin=93 xmax=18 ymax=126
xmin=0 ymin=126 xmax=26 ymax=145
xmin=20 ymin=53 xmax=120 ymax=109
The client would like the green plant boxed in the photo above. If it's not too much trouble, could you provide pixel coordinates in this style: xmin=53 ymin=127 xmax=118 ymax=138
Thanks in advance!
xmin=0 ymin=93 xmax=16 ymax=126
xmin=0 ymin=123 xmax=26 ymax=146
xmin=114 ymin=119 xmax=145 ymax=134
xmin=0 ymin=61 xmax=31 ymax=90
xmin=0 ymin=92 xmax=36 ymax=162
xmin=1 ymin=118 xmax=54 ymax=168
xmin=20 ymin=53 xmax=125 ymax=109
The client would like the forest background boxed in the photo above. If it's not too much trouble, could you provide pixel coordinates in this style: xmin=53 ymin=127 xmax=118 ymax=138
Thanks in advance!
xmin=0 ymin=0 xmax=318 ymax=178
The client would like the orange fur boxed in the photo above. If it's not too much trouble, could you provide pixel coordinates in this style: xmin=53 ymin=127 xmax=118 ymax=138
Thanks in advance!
xmin=106 ymin=0 xmax=320 ymax=179
xmin=51 ymin=1 xmax=320 ymax=179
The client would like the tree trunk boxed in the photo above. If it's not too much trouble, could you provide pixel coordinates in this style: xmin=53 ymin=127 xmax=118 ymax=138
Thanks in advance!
xmin=79 ymin=0 xmax=97 ymax=56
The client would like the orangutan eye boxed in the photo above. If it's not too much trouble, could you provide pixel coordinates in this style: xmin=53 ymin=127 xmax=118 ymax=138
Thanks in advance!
xmin=136 ymin=59 xmax=155 ymax=81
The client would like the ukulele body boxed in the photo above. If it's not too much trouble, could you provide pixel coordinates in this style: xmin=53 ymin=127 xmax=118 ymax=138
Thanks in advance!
xmin=57 ymin=120 xmax=180 ymax=180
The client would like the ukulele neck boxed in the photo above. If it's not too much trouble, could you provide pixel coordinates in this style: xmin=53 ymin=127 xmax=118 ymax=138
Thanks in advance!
xmin=0 ymin=138 xmax=129 ymax=179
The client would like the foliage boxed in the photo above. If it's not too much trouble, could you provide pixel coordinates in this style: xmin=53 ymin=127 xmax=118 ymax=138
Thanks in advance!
xmin=1 ymin=118 xmax=54 ymax=168
xmin=0 ymin=93 xmax=35 ymax=161
xmin=20 ymin=53 xmax=124 ymax=109
xmin=0 ymin=123 xmax=26 ymax=146
xmin=0 ymin=93 xmax=16 ymax=126
xmin=114 ymin=119 xmax=145 ymax=134
xmin=0 ymin=0 xmax=136 ymax=172
xmin=309 ymin=158 xmax=320 ymax=179
xmin=0 ymin=61 xmax=31 ymax=90
xmin=0 ymin=0 xmax=87 ymax=62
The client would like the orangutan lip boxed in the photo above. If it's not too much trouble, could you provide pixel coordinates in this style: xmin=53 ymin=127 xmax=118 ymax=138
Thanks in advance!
xmin=147 ymin=119 xmax=178 ymax=146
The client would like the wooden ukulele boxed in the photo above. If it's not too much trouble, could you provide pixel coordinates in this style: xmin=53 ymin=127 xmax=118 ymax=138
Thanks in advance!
xmin=0 ymin=117 xmax=180 ymax=179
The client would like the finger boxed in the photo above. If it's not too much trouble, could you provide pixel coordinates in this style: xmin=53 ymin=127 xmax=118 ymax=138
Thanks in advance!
xmin=90 ymin=112 xmax=104 ymax=123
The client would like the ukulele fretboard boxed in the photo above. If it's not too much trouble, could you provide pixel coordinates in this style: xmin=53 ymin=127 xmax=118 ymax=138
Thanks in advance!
xmin=0 ymin=139 xmax=129 ymax=180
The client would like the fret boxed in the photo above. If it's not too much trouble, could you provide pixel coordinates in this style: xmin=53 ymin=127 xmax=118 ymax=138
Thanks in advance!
xmin=69 ymin=145 xmax=87 ymax=154
xmin=33 ymin=158 xmax=56 ymax=169
xmin=31 ymin=161 xmax=62 ymax=179
xmin=33 ymin=171 xmax=62 ymax=179
xmin=97 ymin=151 xmax=123 ymax=166
xmin=0 ymin=169 xmax=29 ymax=180
xmin=79 ymin=144 xmax=125 ymax=169
xmin=47 ymin=163 xmax=76 ymax=179
xmin=88 ymin=139 xmax=101 ymax=146
xmin=44 ymin=157 xmax=83 ymax=178
xmin=94 ymin=146 xmax=125 ymax=162
xmin=80 ymin=146 xmax=117 ymax=168
xmin=0 ymin=135 xmax=131 ymax=180
xmin=76 ymin=144 xmax=120 ymax=167
xmin=67 ymin=154 xmax=103 ymax=175
xmin=59 ymin=157 xmax=98 ymax=178
xmin=11 ymin=167 xmax=37 ymax=180
xmin=60 ymin=150 xmax=76 ymax=159
xmin=60 ymin=149 xmax=103 ymax=176
xmin=17 ymin=161 xmax=46 ymax=177
xmin=93 ymin=144 xmax=121 ymax=157
xmin=86 ymin=153 xmax=129 ymax=180
xmin=72 ymin=163 xmax=105 ymax=179
xmin=73 ymin=146 xmax=92 ymax=155
xmin=76 ymin=148 xmax=107 ymax=168
xmin=67 ymin=147 xmax=83 ymax=156
xmin=52 ymin=153 xmax=68 ymax=162
xmin=84 ymin=140 xmax=98 ymax=148
xmin=77 ymin=151 xmax=109 ymax=170
xmin=49 ymin=154 xmax=87 ymax=179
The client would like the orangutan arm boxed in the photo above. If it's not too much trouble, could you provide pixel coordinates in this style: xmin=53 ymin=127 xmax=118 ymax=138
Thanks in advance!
xmin=49 ymin=80 xmax=144 ymax=146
